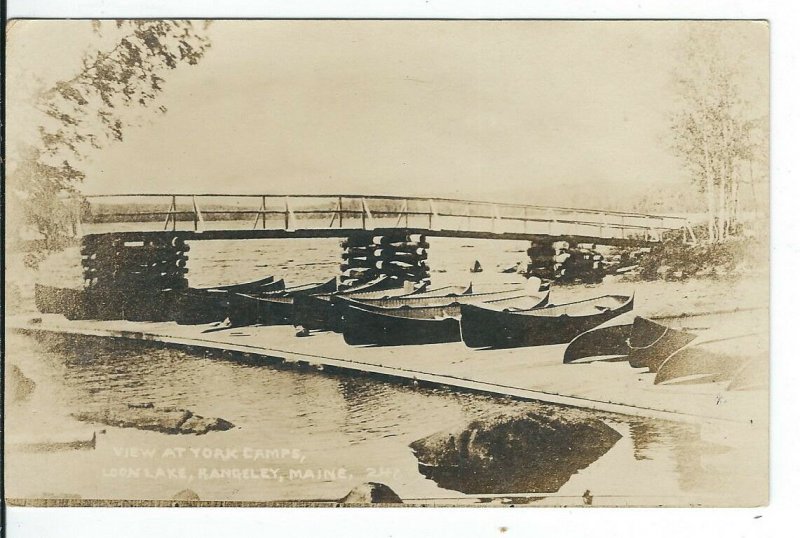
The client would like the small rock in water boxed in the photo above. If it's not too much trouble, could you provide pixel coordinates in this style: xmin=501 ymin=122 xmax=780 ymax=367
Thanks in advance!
xmin=12 ymin=431 xmax=98 ymax=453
xmin=72 ymin=403 xmax=235 ymax=435
xmin=178 ymin=414 xmax=236 ymax=435
xmin=470 ymin=260 xmax=483 ymax=273
xmin=295 ymin=327 xmax=311 ymax=337
xmin=340 ymin=482 xmax=403 ymax=504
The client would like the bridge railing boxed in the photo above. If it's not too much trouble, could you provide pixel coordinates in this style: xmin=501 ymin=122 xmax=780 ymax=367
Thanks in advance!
xmin=79 ymin=194 xmax=692 ymax=242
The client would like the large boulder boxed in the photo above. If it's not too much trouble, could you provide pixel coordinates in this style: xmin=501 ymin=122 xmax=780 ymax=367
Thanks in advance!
xmin=72 ymin=403 xmax=235 ymax=435
xmin=409 ymin=408 xmax=621 ymax=494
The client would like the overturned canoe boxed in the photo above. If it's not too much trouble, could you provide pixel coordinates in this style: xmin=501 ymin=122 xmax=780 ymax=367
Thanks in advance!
xmin=566 ymin=307 xmax=768 ymax=368
xmin=461 ymin=294 xmax=633 ymax=349
xmin=627 ymin=316 xmax=697 ymax=371
xmin=342 ymin=292 xmax=548 ymax=346
xmin=228 ymin=278 xmax=338 ymax=326
xmin=654 ymin=332 xmax=765 ymax=385
xmin=562 ymin=312 xmax=636 ymax=364
xmin=727 ymin=357 xmax=769 ymax=391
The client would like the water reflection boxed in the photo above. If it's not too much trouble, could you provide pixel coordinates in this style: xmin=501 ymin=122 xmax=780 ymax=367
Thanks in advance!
xmin=6 ymin=331 xmax=756 ymax=504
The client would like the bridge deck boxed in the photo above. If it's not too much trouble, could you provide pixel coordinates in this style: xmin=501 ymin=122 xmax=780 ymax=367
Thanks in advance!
xmin=77 ymin=194 xmax=692 ymax=245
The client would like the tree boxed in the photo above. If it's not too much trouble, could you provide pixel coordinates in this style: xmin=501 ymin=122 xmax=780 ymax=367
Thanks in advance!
xmin=671 ymin=27 xmax=767 ymax=242
xmin=7 ymin=20 xmax=212 ymax=257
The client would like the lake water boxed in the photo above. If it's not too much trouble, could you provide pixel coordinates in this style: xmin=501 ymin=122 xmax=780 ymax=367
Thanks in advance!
xmin=5 ymin=237 xmax=762 ymax=505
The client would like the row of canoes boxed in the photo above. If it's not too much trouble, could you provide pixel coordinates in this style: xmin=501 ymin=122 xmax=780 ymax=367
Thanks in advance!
xmin=34 ymin=275 xmax=429 ymax=324
xmin=35 ymin=275 xmax=285 ymax=324
xmin=563 ymin=309 xmax=768 ymax=390
xmin=35 ymin=275 xmax=637 ymax=349
xmin=217 ymin=277 xmax=636 ymax=348
xmin=34 ymin=275 xmax=763 ymax=390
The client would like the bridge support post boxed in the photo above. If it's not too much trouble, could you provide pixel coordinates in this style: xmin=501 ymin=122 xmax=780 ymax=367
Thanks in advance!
xmin=339 ymin=231 xmax=430 ymax=289
xmin=80 ymin=233 xmax=189 ymax=320
xmin=526 ymin=238 xmax=605 ymax=283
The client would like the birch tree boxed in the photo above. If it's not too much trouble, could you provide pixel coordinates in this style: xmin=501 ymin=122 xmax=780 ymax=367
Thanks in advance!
xmin=671 ymin=28 xmax=766 ymax=242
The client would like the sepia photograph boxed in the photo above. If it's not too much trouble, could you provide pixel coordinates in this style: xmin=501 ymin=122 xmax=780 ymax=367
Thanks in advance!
xmin=4 ymin=17 xmax=770 ymax=511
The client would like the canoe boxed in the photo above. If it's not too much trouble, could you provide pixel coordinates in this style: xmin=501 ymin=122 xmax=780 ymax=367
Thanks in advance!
xmin=341 ymin=292 xmax=549 ymax=346
xmin=627 ymin=316 xmax=697 ymax=371
xmin=727 ymin=357 xmax=769 ymax=391
xmin=566 ymin=307 xmax=768 ymax=368
xmin=195 ymin=275 xmax=276 ymax=293
xmin=292 ymin=276 xmax=421 ymax=331
xmin=328 ymin=283 xmax=474 ymax=333
xmin=173 ymin=278 xmax=285 ymax=325
xmin=654 ymin=332 xmax=765 ymax=385
xmin=460 ymin=294 xmax=633 ymax=349
xmin=228 ymin=278 xmax=338 ymax=326
xmin=34 ymin=284 xmax=108 ymax=320
xmin=333 ymin=283 xmax=473 ymax=308
xmin=35 ymin=283 xmax=80 ymax=314
xmin=562 ymin=312 xmax=636 ymax=364
xmin=35 ymin=284 xmax=176 ymax=321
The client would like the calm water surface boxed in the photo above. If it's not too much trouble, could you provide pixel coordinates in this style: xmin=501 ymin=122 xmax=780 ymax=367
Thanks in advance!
xmin=5 ymin=238 xmax=752 ymax=504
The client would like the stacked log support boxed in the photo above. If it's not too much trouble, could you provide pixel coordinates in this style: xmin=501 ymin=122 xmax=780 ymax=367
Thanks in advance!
xmin=80 ymin=233 xmax=190 ymax=320
xmin=339 ymin=232 xmax=431 ymax=289
xmin=526 ymin=239 xmax=605 ymax=283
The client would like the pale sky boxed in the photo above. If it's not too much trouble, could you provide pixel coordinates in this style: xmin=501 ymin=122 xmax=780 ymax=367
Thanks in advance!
xmin=6 ymin=20 xmax=769 ymax=207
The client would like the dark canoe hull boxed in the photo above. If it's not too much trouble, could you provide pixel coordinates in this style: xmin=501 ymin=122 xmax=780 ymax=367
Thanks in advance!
xmin=292 ymin=277 xmax=411 ymax=331
xmin=627 ymin=317 xmax=697 ymax=371
xmin=173 ymin=289 xmax=231 ymax=325
xmin=654 ymin=333 xmax=763 ymax=385
xmin=342 ymin=304 xmax=461 ymax=346
xmin=229 ymin=278 xmax=338 ymax=326
xmin=35 ymin=276 xmax=283 ymax=324
xmin=563 ymin=317 xmax=634 ymax=364
xmin=229 ymin=294 xmax=293 ymax=326
xmin=35 ymin=283 xmax=78 ymax=314
xmin=120 ymin=290 xmax=177 ymax=322
xmin=460 ymin=295 xmax=634 ymax=349
xmin=36 ymin=284 xmax=177 ymax=322
xmin=173 ymin=279 xmax=286 ymax=325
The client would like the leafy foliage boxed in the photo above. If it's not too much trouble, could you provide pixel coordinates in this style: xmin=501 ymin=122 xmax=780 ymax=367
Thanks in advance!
xmin=638 ymin=234 xmax=764 ymax=281
xmin=670 ymin=28 xmax=767 ymax=241
xmin=8 ymin=20 xmax=212 ymax=254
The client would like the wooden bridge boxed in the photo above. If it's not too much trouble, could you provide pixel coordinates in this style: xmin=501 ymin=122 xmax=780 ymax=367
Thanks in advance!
xmin=78 ymin=194 xmax=694 ymax=246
